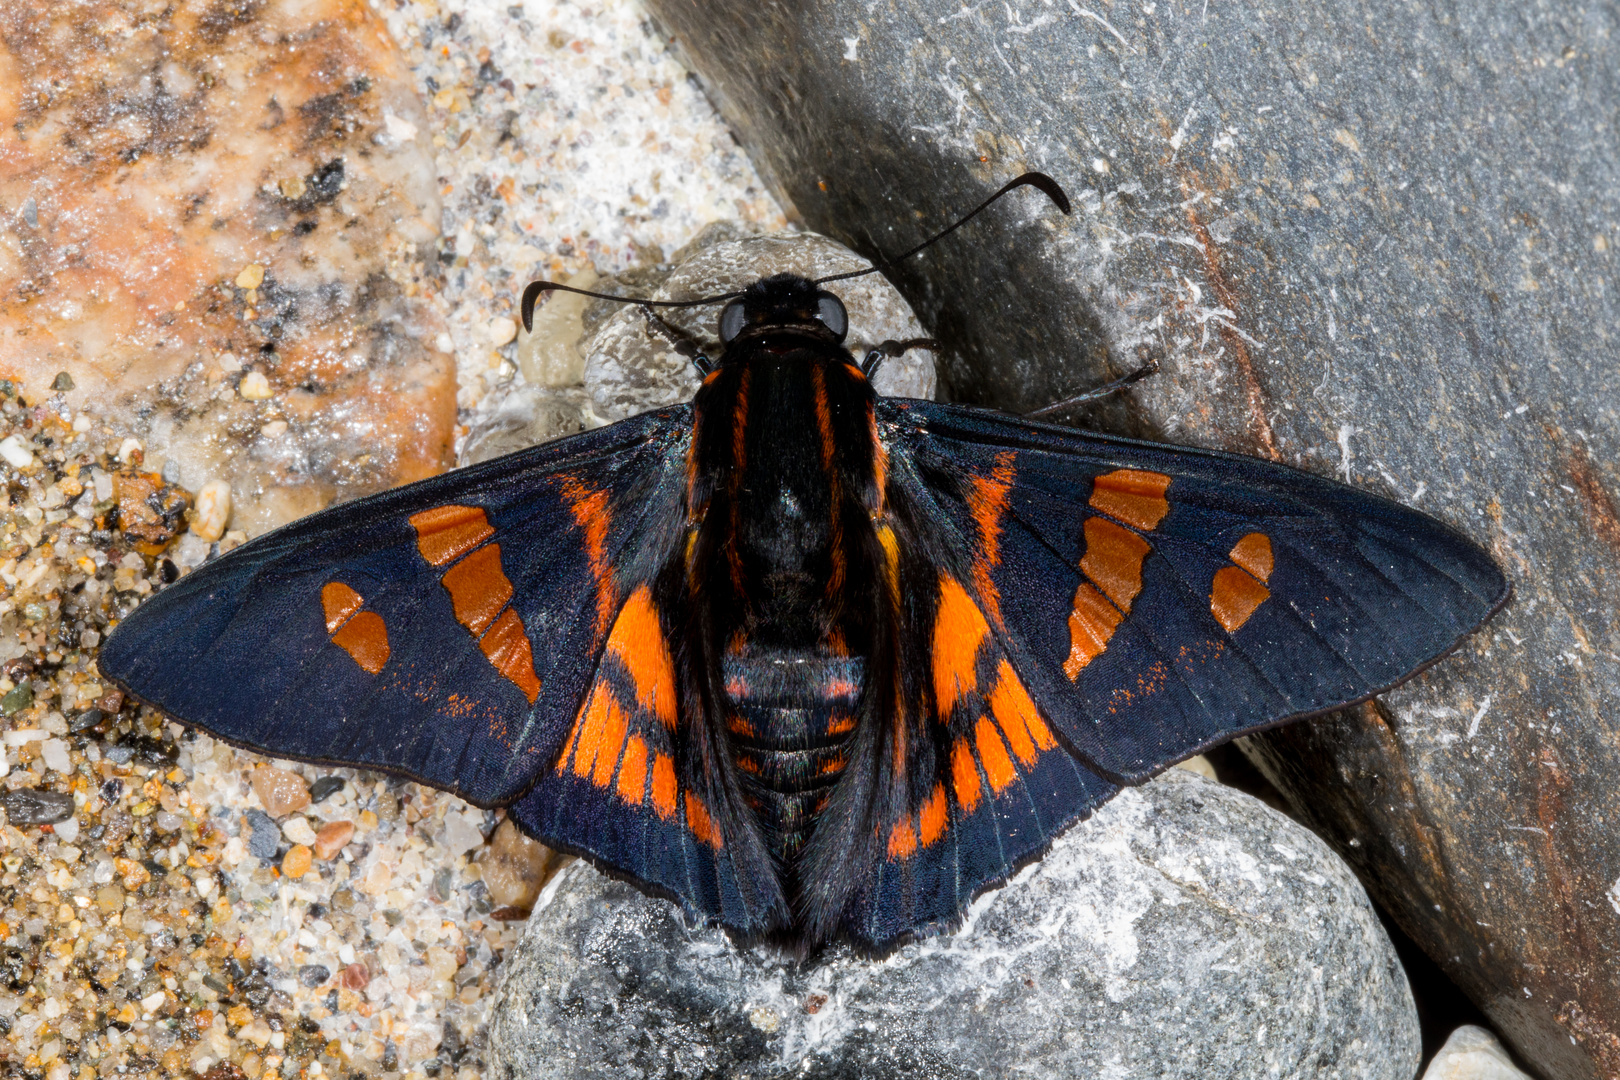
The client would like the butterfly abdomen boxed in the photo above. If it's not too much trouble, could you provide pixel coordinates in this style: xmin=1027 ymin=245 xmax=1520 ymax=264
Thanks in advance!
xmin=722 ymin=653 xmax=865 ymax=861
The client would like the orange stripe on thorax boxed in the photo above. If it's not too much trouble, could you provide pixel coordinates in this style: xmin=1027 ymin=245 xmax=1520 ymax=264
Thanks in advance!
xmin=811 ymin=363 xmax=846 ymax=596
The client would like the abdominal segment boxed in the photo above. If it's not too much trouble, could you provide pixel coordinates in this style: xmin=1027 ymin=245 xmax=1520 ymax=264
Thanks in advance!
xmin=722 ymin=653 xmax=864 ymax=864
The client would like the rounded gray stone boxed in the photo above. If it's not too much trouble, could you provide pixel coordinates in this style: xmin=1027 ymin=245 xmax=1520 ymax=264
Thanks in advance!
xmin=464 ymin=228 xmax=937 ymax=465
xmin=487 ymin=770 xmax=1418 ymax=1080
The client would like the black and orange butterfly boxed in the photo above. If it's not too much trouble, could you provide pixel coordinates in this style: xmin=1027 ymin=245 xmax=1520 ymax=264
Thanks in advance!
xmin=100 ymin=174 xmax=1507 ymax=951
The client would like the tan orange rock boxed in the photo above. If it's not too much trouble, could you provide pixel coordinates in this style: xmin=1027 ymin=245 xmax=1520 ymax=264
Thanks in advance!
xmin=0 ymin=0 xmax=455 ymax=532
xmin=281 ymin=844 xmax=312 ymax=879
xmin=313 ymin=819 xmax=355 ymax=860
xmin=479 ymin=819 xmax=567 ymax=912
xmin=250 ymin=766 xmax=310 ymax=817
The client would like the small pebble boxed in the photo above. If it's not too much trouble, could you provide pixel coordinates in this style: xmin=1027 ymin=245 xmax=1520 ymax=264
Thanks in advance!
xmin=314 ymin=819 xmax=355 ymax=860
xmin=487 ymin=315 xmax=518 ymax=347
xmin=51 ymin=371 xmax=74 ymax=391
xmin=244 ymin=809 xmax=280 ymax=860
xmin=280 ymin=815 xmax=318 ymax=846
xmin=95 ymin=885 xmax=125 ymax=914
xmin=339 ymin=963 xmax=369 ymax=991
xmin=308 ymin=776 xmax=346 ymax=803
xmin=238 ymin=371 xmax=272 ymax=400
xmin=479 ymin=819 xmax=558 ymax=910
xmin=298 ymin=964 xmax=330 ymax=988
xmin=251 ymin=765 xmax=310 ymax=816
xmin=282 ymin=844 xmax=313 ymax=878
xmin=117 ymin=436 xmax=143 ymax=463
xmin=0 ymin=434 xmax=35 ymax=469
xmin=235 ymin=263 xmax=265 ymax=289
xmin=190 ymin=478 xmax=232 ymax=541
xmin=0 ymin=788 xmax=75 ymax=826
xmin=40 ymin=738 xmax=70 ymax=774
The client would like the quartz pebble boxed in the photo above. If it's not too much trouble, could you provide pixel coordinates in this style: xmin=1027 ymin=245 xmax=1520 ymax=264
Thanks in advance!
xmin=1420 ymin=1026 xmax=1534 ymax=1080
xmin=313 ymin=819 xmax=355 ymax=860
xmin=190 ymin=478 xmax=232 ymax=541
xmin=237 ymin=371 xmax=272 ymax=400
xmin=480 ymin=819 xmax=562 ymax=911
xmin=280 ymin=815 xmax=318 ymax=846
xmin=251 ymin=765 xmax=310 ymax=816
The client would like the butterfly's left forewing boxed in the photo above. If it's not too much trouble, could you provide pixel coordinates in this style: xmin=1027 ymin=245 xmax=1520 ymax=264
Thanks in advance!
xmin=100 ymin=407 xmax=695 ymax=809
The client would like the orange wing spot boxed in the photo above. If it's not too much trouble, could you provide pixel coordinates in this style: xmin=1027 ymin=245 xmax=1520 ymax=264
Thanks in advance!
xmin=989 ymin=659 xmax=1054 ymax=765
xmin=606 ymin=585 xmax=678 ymax=729
xmin=440 ymin=543 xmax=514 ymax=636
xmin=651 ymin=753 xmax=678 ymax=820
xmin=966 ymin=451 xmax=1017 ymax=627
xmin=331 ymin=611 xmax=389 ymax=674
xmin=617 ymin=736 xmax=649 ymax=805
xmin=1065 ymin=581 xmax=1123 ymax=679
xmin=591 ymin=690 xmax=630 ymax=789
xmin=409 ymin=505 xmax=495 ymax=567
xmin=975 ymin=715 xmax=1018 ymax=794
xmin=1212 ymin=565 xmax=1271 ymax=633
xmin=479 ymin=608 xmax=541 ymax=704
xmin=932 ymin=575 xmax=990 ymax=717
xmin=321 ymin=582 xmax=364 ymax=634
xmin=1089 ymin=469 xmax=1172 ymax=531
xmin=684 ymin=792 xmax=723 ymax=849
xmin=825 ymin=628 xmax=849 ymax=656
xmin=1228 ymin=532 xmax=1274 ymax=582
xmin=1080 ymin=516 xmax=1152 ymax=611
xmin=726 ymin=714 xmax=755 ymax=738
xmin=827 ymin=712 xmax=856 ymax=736
xmin=818 ymin=753 xmax=847 ymax=776
xmin=560 ymin=478 xmax=615 ymax=640
xmin=886 ymin=818 xmax=918 ymax=860
xmin=570 ymin=685 xmax=622 ymax=782
xmin=919 ymin=783 xmax=949 ymax=847
xmin=735 ymin=754 xmax=762 ymax=775
xmin=951 ymin=736 xmax=983 ymax=814
xmin=827 ymin=678 xmax=857 ymax=699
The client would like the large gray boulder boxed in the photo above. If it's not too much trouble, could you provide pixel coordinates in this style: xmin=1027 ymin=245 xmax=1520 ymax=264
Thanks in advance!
xmin=641 ymin=4 xmax=1620 ymax=1076
xmin=488 ymin=770 xmax=1418 ymax=1080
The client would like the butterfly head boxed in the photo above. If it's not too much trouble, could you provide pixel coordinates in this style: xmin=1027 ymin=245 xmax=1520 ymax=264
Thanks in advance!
xmin=717 ymin=274 xmax=848 ymax=349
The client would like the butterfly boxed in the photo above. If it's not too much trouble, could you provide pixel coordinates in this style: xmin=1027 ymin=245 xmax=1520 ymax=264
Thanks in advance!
xmin=100 ymin=173 xmax=1508 ymax=952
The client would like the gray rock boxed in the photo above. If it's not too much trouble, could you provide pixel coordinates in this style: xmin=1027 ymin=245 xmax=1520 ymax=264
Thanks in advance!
xmin=244 ymin=807 xmax=280 ymax=860
xmin=488 ymin=770 xmax=1418 ymax=1080
xmin=643 ymin=4 xmax=1620 ymax=1075
xmin=465 ymin=228 xmax=938 ymax=464
xmin=0 ymin=787 xmax=73 ymax=827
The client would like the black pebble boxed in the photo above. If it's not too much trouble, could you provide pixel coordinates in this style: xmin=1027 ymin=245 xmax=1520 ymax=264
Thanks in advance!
xmin=0 ymin=788 xmax=74 ymax=826
xmin=308 ymin=776 xmax=346 ymax=803
xmin=298 ymin=964 xmax=331 ymax=988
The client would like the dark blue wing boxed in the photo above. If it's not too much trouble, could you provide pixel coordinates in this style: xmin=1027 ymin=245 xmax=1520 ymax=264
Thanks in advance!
xmin=100 ymin=406 xmax=693 ymax=808
xmin=877 ymin=398 xmax=1509 ymax=784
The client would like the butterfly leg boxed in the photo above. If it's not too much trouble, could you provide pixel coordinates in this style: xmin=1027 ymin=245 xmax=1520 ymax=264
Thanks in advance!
xmin=641 ymin=306 xmax=714 ymax=375
xmin=1024 ymin=354 xmax=1160 ymax=419
xmin=861 ymin=337 xmax=940 ymax=379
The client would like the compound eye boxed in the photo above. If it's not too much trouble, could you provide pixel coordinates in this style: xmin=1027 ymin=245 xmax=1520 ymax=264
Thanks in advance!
xmin=814 ymin=293 xmax=848 ymax=340
xmin=718 ymin=299 xmax=748 ymax=343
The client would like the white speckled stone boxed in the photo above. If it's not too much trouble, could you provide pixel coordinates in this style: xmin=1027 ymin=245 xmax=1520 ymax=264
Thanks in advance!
xmin=488 ymin=771 xmax=1419 ymax=1080
xmin=1420 ymin=1026 xmax=1535 ymax=1080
